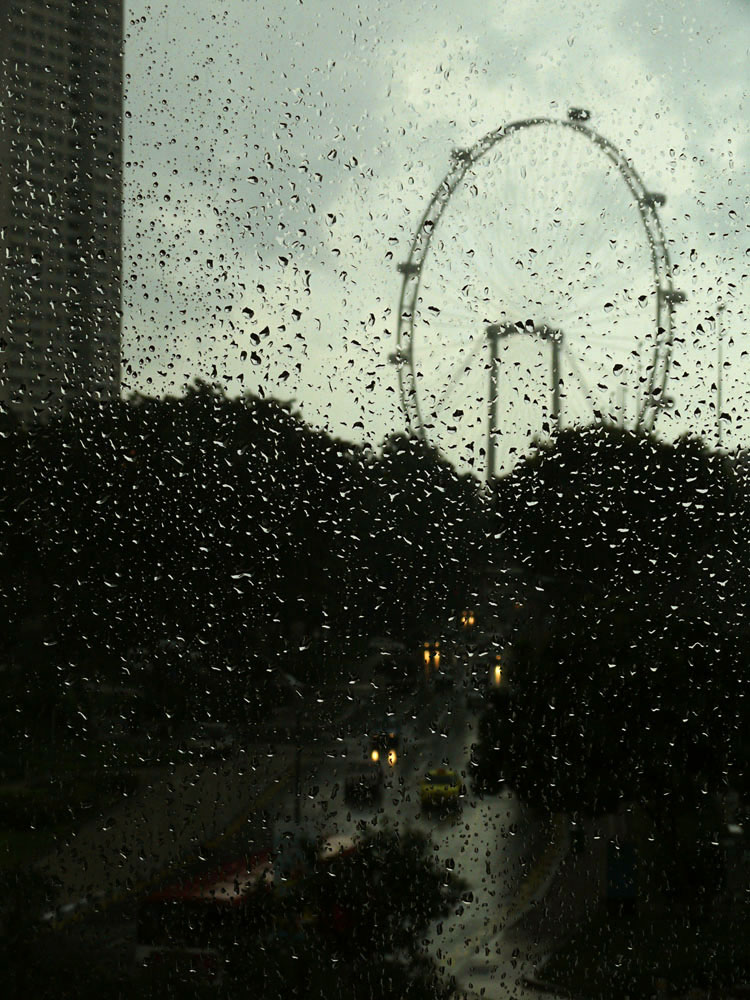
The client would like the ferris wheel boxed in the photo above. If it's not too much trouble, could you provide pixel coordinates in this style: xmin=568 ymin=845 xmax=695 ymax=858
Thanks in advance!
xmin=391 ymin=110 xmax=685 ymax=478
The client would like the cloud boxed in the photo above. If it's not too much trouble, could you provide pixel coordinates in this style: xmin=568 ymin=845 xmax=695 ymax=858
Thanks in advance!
xmin=123 ymin=0 xmax=749 ymax=467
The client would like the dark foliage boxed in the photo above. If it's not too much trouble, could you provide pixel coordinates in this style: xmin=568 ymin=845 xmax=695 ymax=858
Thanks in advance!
xmin=0 ymin=385 xmax=483 ymax=752
xmin=476 ymin=424 xmax=750 ymax=817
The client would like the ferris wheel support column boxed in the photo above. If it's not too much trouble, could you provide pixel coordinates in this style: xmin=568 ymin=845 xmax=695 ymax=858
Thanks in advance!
xmin=485 ymin=323 xmax=519 ymax=480
xmin=535 ymin=324 xmax=563 ymax=433
xmin=485 ymin=325 xmax=502 ymax=482
xmin=550 ymin=334 xmax=562 ymax=433
xmin=717 ymin=303 xmax=726 ymax=450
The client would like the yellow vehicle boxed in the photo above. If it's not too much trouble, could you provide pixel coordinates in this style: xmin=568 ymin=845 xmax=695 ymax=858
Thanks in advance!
xmin=419 ymin=767 xmax=463 ymax=809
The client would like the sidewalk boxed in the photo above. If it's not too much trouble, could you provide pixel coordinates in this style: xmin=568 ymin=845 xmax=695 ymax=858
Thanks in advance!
xmin=509 ymin=820 xmax=603 ymax=946
xmin=504 ymin=813 xmax=571 ymax=932
xmin=504 ymin=819 xmax=605 ymax=995
xmin=514 ymin=828 xmax=750 ymax=999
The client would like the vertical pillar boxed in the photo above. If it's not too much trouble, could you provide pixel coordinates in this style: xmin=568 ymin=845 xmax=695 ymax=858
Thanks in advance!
xmin=717 ymin=304 xmax=725 ymax=449
xmin=486 ymin=325 xmax=502 ymax=482
xmin=550 ymin=332 xmax=562 ymax=433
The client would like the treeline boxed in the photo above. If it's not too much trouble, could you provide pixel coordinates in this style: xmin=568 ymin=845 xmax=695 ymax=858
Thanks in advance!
xmin=475 ymin=425 xmax=750 ymax=904
xmin=492 ymin=423 xmax=745 ymax=613
xmin=0 ymin=381 xmax=483 ymax=743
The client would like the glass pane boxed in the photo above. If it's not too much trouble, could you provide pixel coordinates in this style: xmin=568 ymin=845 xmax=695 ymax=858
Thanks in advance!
xmin=1 ymin=0 xmax=746 ymax=997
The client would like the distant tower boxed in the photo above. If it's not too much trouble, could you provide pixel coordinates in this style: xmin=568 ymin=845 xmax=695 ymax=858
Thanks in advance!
xmin=0 ymin=0 xmax=123 ymax=420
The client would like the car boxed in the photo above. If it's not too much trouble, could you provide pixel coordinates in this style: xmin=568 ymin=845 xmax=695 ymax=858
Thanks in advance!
xmin=343 ymin=759 xmax=384 ymax=803
xmin=317 ymin=834 xmax=360 ymax=864
xmin=369 ymin=720 xmax=400 ymax=762
xmin=367 ymin=636 xmax=408 ymax=656
xmin=419 ymin=767 xmax=464 ymax=810
xmin=41 ymin=891 xmax=106 ymax=929
xmin=382 ymin=671 xmax=415 ymax=694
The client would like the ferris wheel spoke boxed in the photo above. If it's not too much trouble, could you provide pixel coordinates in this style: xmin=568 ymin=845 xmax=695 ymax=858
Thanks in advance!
xmin=416 ymin=304 xmax=492 ymax=349
xmin=563 ymin=346 xmax=595 ymax=404
xmin=420 ymin=302 xmax=486 ymax=332
xmin=462 ymin=216 xmax=506 ymax=292
xmin=565 ymin=336 xmax=632 ymax=381
xmin=567 ymin=343 xmax=638 ymax=425
xmin=430 ymin=340 xmax=487 ymax=414
xmin=567 ymin=328 xmax=640 ymax=358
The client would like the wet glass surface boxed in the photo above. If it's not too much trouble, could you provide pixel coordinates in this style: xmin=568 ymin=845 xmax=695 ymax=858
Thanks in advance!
xmin=1 ymin=1 xmax=748 ymax=998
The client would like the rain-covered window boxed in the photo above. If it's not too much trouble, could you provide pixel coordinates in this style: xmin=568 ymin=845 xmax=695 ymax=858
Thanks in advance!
xmin=1 ymin=1 xmax=747 ymax=997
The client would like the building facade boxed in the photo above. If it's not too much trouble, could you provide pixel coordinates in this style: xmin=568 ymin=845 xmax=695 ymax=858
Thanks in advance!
xmin=0 ymin=0 xmax=122 ymax=419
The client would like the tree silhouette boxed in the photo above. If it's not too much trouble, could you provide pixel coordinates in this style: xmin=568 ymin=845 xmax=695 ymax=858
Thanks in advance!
xmin=0 ymin=386 xmax=483 ymax=738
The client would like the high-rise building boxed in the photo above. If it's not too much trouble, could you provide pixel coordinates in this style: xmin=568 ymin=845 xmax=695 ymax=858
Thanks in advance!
xmin=0 ymin=0 xmax=122 ymax=419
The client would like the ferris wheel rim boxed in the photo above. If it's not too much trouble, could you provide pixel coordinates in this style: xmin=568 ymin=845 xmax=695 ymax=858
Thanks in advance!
xmin=393 ymin=114 xmax=683 ymax=454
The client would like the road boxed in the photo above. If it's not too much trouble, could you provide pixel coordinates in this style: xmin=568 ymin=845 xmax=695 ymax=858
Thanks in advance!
xmin=36 ymin=673 xmax=575 ymax=999
xmin=265 ymin=685 xmax=570 ymax=999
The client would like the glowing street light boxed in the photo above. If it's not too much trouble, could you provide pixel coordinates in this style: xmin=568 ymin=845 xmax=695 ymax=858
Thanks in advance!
xmin=424 ymin=640 xmax=441 ymax=675
xmin=493 ymin=656 xmax=503 ymax=687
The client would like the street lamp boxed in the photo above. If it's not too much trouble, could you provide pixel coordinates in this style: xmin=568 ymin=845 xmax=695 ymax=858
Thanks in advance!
xmin=423 ymin=640 xmax=440 ymax=678
xmin=294 ymin=701 xmax=302 ymax=824
xmin=493 ymin=656 xmax=503 ymax=687
xmin=716 ymin=303 xmax=726 ymax=450
xmin=291 ymin=679 xmax=307 ymax=826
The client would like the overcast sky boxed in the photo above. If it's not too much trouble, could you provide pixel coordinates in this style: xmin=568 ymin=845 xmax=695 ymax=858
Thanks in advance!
xmin=122 ymin=0 xmax=748 ymax=474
